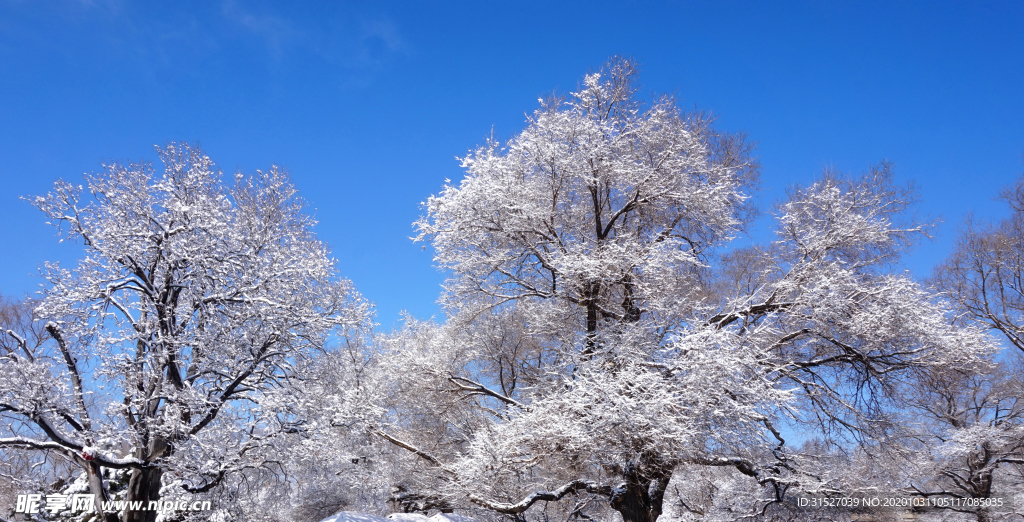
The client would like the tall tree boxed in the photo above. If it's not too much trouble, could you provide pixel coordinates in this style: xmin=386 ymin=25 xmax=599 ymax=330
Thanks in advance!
xmin=914 ymin=172 xmax=1024 ymax=522
xmin=380 ymin=59 xmax=996 ymax=522
xmin=407 ymin=57 xmax=759 ymax=522
xmin=0 ymin=144 xmax=370 ymax=522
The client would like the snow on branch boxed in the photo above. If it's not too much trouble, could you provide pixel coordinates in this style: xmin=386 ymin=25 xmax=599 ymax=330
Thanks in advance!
xmin=469 ymin=480 xmax=612 ymax=514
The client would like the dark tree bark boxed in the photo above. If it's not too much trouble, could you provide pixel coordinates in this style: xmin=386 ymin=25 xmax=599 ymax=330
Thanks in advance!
xmin=84 ymin=460 xmax=119 ymax=522
xmin=123 ymin=467 xmax=163 ymax=522
xmin=609 ymin=462 xmax=673 ymax=522
xmin=122 ymin=435 xmax=170 ymax=522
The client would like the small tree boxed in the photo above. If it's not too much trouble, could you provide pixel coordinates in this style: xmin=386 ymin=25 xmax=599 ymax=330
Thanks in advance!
xmin=0 ymin=144 xmax=370 ymax=522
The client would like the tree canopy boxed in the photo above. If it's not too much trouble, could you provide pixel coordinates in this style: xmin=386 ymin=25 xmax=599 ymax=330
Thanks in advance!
xmin=2 ymin=60 xmax=1021 ymax=522
xmin=1 ymin=144 xmax=370 ymax=522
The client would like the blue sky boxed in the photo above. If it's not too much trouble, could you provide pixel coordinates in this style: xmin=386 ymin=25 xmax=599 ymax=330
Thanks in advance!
xmin=1 ymin=1 xmax=1022 ymax=328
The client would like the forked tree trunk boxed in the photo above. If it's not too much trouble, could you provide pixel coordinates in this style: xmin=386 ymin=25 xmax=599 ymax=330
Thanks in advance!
xmin=967 ymin=455 xmax=993 ymax=522
xmin=609 ymin=464 xmax=673 ymax=522
xmin=123 ymin=466 xmax=163 ymax=522
xmin=122 ymin=434 xmax=171 ymax=522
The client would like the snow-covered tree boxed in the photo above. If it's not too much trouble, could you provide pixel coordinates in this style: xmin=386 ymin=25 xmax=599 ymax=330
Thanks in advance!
xmin=933 ymin=173 xmax=1024 ymax=354
xmin=903 ymin=362 xmax=1024 ymax=522
xmin=893 ymin=172 xmax=1024 ymax=522
xmin=0 ymin=294 xmax=79 ymax=522
xmin=375 ymin=59 xmax=997 ymax=522
xmin=0 ymin=144 xmax=371 ymax=522
xmin=261 ymin=337 xmax=401 ymax=522
xmin=415 ymin=58 xmax=758 ymax=350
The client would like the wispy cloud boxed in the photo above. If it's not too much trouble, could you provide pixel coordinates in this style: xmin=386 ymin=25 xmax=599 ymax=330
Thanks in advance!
xmin=355 ymin=18 xmax=406 ymax=67
xmin=221 ymin=0 xmax=299 ymax=59
xmin=216 ymin=3 xmax=410 ymax=87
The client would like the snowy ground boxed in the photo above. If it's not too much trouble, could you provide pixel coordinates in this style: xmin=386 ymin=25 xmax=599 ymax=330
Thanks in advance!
xmin=320 ymin=512 xmax=478 ymax=522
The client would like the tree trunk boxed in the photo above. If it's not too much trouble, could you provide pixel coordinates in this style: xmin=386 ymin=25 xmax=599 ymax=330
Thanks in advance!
xmin=609 ymin=464 xmax=672 ymax=522
xmin=968 ymin=454 xmax=993 ymax=522
xmin=122 ymin=435 xmax=171 ymax=522
xmin=123 ymin=466 xmax=163 ymax=522
xmin=84 ymin=461 xmax=119 ymax=522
